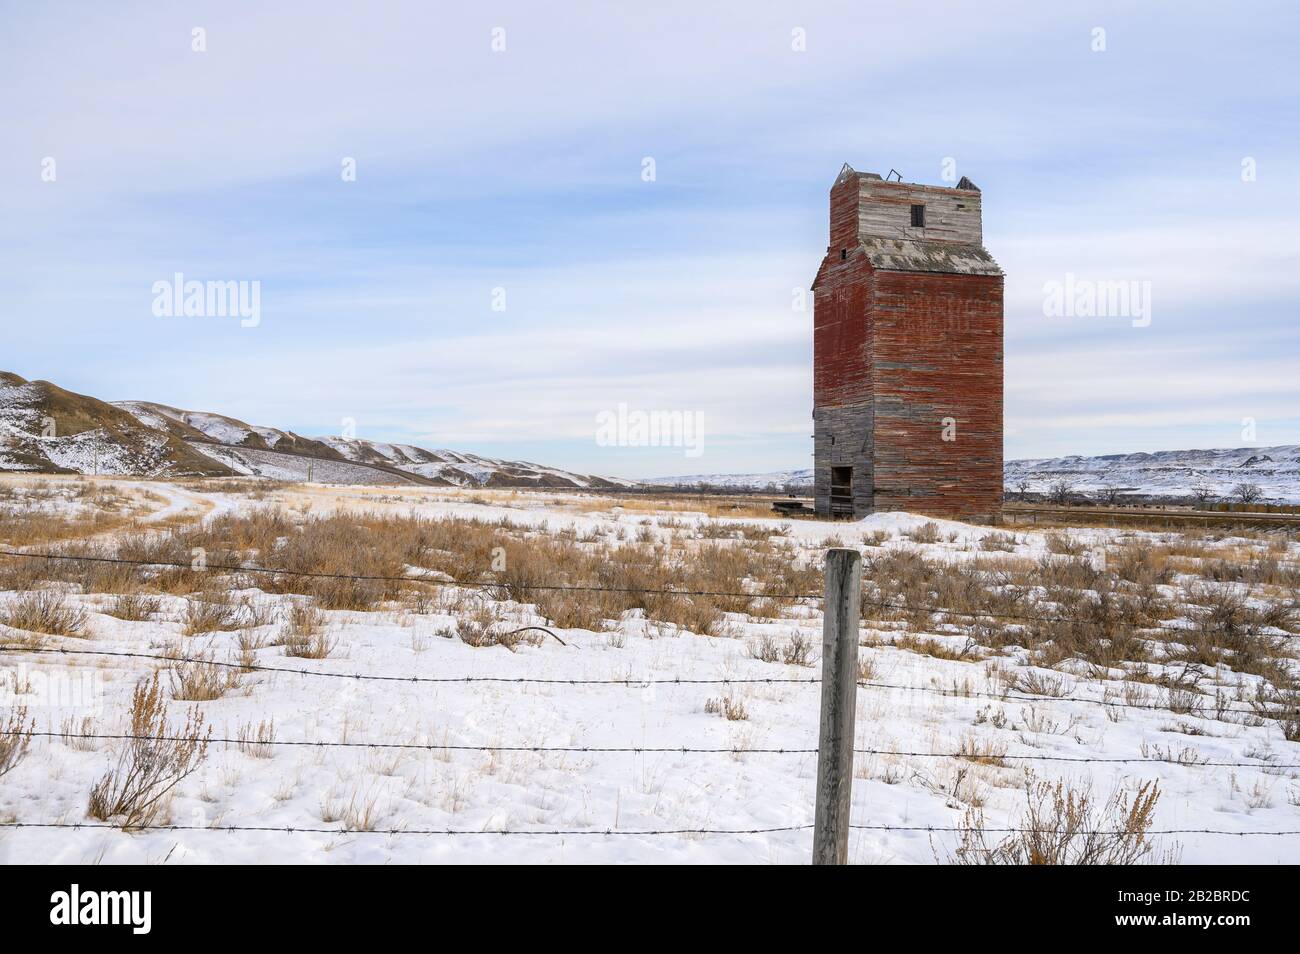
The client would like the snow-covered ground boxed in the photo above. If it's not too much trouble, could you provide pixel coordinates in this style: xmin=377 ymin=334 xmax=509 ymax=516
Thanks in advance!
xmin=1 ymin=478 xmax=1298 ymax=864
xmin=190 ymin=444 xmax=415 ymax=485
xmin=650 ymin=469 xmax=813 ymax=490
xmin=655 ymin=445 xmax=1300 ymax=503
xmin=0 ymin=373 xmax=635 ymax=489
xmin=1006 ymin=446 xmax=1300 ymax=503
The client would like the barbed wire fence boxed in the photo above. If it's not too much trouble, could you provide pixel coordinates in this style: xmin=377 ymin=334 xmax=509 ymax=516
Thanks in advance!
xmin=4 ymin=546 xmax=1296 ymax=637
xmin=1 ymin=543 xmax=1299 ymax=857
xmin=0 ymin=643 xmax=1287 ymax=717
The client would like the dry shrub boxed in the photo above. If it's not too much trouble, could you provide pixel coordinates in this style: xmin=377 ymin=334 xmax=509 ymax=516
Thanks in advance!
xmin=1044 ymin=532 xmax=1084 ymax=556
xmin=782 ymin=632 xmax=813 ymax=666
xmin=1036 ymin=554 xmax=1102 ymax=591
xmin=1199 ymin=551 xmax=1300 ymax=589
xmin=169 ymin=647 xmax=242 ymax=701
xmin=182 ymin=597 xmax=238 ymax=635
xmin=237 ymin=625 xmax=270 ymax=654
xmin=1110 ymin=544 xmax=1173 ymax=586
xmin=104 ymin=592 xmax=161 ymax=621
xmin=1163 ymin=586 xmax=1296 ymax=682
xmin=904 ymin=522 xmax=942 ymax=544
xmin=236 ymin=718 xmax=276 ymax=758
xmin=1020 ymin=594 xmax=1153 ymax=671
xmin=451 ymin=604 xmax=541 ymax=650
xmin=0 ymin=590 xmax=90 ymax=638
xmin=749 ymin=633 xmax=781 ymax=663
xmin=319 ymin=785 xmax=382 ymax=830
xmin=0 ymin=705 xmax=34 ymax=779
xmin=278 ymin=603 xmax=334 ymax=658
xmin=857 ymin=654 xmax=878 ymax=681
xmin=71 ymin=558 xmax=140 ymax=595
xmin=895 ymin=633 xmax=977 ymax=662
xmin=303 ymin=574 xmax=387 ymax=611
xmin=87 ymin=673 xmax=210 ymax=828
xmin=647 ymin=592 xmax=726 ymax=636
xmin=951 ymin=777 xmax=1167 ymax=865
xmin=0 ymin=496 xmax=139 ymax=548
xmin=1190 ymin=585 xmax=1296 ymax=637
xmin=234 ymin=596 xmax=277 ymax=629
xmin=1279 ymin=697 xmax=1300 ymax=743
xmin=267 ymin=513 xmax=411 ymax=609
xmin=534 ymin=589 xmax=610 ymax=631
xmin=454 ymin=608 xmax=497 ymax=648
xmin=980 ymin=533 xmax=1017 ymax=552
xmin=59 ymin=714 xmax=99 ymax=751
xmin=956 ymin=734 xmax=1008 ymax=766
xmin=1010 ymin=670 xmax=1073 ymax=698
xmin=704 ymin=695 xmax=749 ymax=721
xmin=401 ymin=587 xmax=438 ymax=615
xmin=494 ymin=626 xmax=546 ymax=651
xmin=0 ymin=555 xmax=46 ymax=592
xmin=1250 ymin=685 xmax=1300 ymax=742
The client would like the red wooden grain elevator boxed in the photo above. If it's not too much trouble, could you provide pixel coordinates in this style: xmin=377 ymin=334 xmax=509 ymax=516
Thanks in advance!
xmin=811 ymin=164 xmax=1003 ymax=521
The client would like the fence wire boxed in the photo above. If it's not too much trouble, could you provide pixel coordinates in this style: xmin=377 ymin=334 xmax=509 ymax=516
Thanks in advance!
xmin=0 ymin=820 xmax=1295 ymax=838
xmin=3 ymin=546 xmax=1293 ymax=641
xmin=18 ymin=729 xmax=1300 ymax=768
xmin=3 ymin=542 xmax=1299 ymax=850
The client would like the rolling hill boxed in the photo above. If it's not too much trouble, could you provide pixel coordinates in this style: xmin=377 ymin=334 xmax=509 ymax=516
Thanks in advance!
xmin=653 ymin=447 xmax=1300 ymax=503
xmin=1003 ymin=446 xmax=1300 ymax=503
xmin=0 ymin=371 xmax=634 ymax=489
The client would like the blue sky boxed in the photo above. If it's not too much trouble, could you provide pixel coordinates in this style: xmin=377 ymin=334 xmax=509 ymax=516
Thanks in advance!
xmin=2 ymin=1 xmax=1297 ymax=478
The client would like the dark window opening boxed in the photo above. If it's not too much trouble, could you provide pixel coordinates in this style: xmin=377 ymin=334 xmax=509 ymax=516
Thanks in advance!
xmin=840 ymin=248 xmax=847 ymax=260
xmin=910 ymin=204 xmax=926 ymax=227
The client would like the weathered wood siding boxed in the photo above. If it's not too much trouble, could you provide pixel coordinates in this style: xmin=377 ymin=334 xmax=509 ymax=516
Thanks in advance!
xmin=811 ymin=166 xmax=1003 ymax=522
xmin=813 ymin=403 xmax=874 ymax=516
xmin=856 ymin=178 xmax=984 ymax=245
xmin=870 ymin=270 xmax=1003 ymax=521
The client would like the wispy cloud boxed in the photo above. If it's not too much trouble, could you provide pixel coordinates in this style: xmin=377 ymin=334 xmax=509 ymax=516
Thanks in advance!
xmin=2 ymin=1 xmax=1297 ymax=477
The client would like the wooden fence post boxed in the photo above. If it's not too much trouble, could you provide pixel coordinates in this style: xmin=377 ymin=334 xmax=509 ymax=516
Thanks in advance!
xmin=813 ymin=547 xmax=861 ymax=865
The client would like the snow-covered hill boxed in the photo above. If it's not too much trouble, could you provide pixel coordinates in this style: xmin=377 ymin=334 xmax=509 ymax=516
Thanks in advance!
xmin=315 ymin=437 xmax=634 ymax=489
xmin=1 ymin=371 xmax=633 ymax=489
xmin=649 ymin=469 xmax=813 ymax=490
xmin=1005 ymin=446 xmax=1300 ymax=503
xmin=655 ymin=446 xmax=1300 ymax=503
xmin=1 ymin=373 xmax=228 ymax=477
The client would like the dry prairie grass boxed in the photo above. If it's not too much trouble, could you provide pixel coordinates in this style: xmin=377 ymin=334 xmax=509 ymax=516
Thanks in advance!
xmin=747 ymin=631 xmax=814 ymax=665
xmin=0 ymin=479 xmax=159 ymax=547
xmin=236 ymin=718 xmax=276 ymax=758
xmin=182 ymin=596 xmax=239 ymax=636
xmin=704 ymin=695 xmax=749 ymax=721
xmin=103 ymin=592 xmax=161 ymax=621
xmin=11 ymin=489 xmax=1298 ymax=725
xmin=169 ymin=646 xmax=242 ymax=701
xmin=904 ymin=522 xmax=942 ymax=544
xmin=956 ymin=734 xmax=1008 ymax=766
xmin=1044 ymin=532 xmax=1085 ymax=556
xmin=87 ymin=673 xmax=210 ymax=829
xmin=1109 ymin=544 xmax=1174 ymax=586
xmin=0 ymin=706 xmax=33 ymax=779
xmin=894 ymin=633 xmax=979 ymax=662
xmin=951 ymin=777 xmax=1169 ymax=865
xmin=0 ymin=590 xmax=90 ymax=638
xmin=319 ymin=785 xmax=382 ymax=830
xmin=276 ymin=603 xmax=335 ymax=658
xmin=979 ymin=532 xmax=1018 ymax=552
xmin=600 ymin=497 xmax=787 ymax=520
